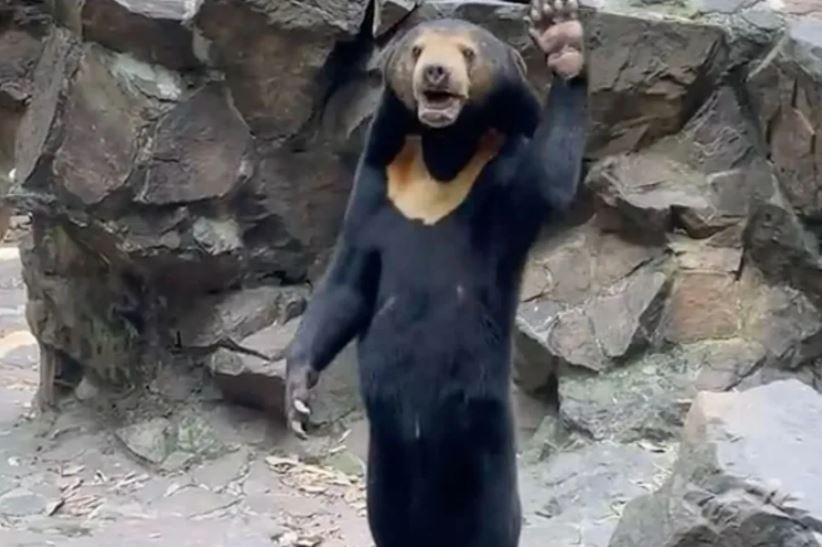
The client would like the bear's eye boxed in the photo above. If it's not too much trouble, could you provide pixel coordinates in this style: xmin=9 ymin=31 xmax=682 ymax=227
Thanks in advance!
xmin=461 ymin=47 xmax=476 ymax=63
xmin=411 ymin=45 xmax=423 ymax=59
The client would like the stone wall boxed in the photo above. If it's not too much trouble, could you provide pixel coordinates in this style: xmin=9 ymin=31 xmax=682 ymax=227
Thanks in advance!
xmin=0 ymin=0 xmax=820 ymax=451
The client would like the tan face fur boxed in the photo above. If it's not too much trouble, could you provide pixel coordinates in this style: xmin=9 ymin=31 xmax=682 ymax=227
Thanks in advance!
xmin=384 ymin=21 xmax=528 ymax=129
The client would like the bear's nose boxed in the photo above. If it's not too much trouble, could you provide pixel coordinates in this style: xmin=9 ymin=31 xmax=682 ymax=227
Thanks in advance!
xmin=423 ymin=64 xmax=448 ymax=87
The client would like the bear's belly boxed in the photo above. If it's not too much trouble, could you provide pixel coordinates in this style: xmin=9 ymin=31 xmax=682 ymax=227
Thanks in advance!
xmin=357 ymin=289 xmax=512 ymax=420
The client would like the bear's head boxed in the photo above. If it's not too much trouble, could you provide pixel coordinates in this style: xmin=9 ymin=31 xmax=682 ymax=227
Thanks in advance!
xmin=382 ymin=19 xmax=530 ymax=129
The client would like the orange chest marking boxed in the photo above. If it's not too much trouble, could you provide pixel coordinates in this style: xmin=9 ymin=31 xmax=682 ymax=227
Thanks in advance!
xmin=385 ymin=131 xmax=503 ymax=225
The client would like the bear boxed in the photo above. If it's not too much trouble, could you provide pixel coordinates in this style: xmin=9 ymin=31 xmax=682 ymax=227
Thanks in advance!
xmin=284 ymin=1 xmax=590 ymax=545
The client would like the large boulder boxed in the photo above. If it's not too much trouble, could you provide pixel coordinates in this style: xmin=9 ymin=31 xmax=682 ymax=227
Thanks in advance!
xmin=50 ymin=0 xmax=199 ymax=70
xmin=515 ymin=222 xmax=670 ymax=388
xmin=747 ymin=18 xmax=822 ymax=221
xmin=608 ymin=380 xmax=822 ymax=547
xmin=520 ymin=441 xmax=676 ymax=547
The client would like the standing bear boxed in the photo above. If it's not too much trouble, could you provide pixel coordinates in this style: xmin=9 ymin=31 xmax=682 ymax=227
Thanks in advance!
xmin=284 ymin=0 xmax=590 ymax=545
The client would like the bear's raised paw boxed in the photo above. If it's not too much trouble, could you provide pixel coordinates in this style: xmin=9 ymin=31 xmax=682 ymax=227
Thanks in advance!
xmin=527 ymin=0 xmax=586 ymax=80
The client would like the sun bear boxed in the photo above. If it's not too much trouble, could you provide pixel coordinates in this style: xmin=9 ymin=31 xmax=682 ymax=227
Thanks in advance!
xmin=284 ymin=0 xmax=590 ymax=545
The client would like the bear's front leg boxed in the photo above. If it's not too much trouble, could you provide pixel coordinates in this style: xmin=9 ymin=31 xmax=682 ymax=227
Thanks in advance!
xmin=509 ymin=0 xmax=590 ymax=221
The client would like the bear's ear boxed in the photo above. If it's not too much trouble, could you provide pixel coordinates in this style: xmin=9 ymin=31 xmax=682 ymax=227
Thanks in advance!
xmin=508 ymin=47 xmax=528 ymax=80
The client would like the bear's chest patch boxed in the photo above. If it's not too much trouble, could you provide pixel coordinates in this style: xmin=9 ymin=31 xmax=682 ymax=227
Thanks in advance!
xmin=386 ymin=132 xmax=502 ymax=225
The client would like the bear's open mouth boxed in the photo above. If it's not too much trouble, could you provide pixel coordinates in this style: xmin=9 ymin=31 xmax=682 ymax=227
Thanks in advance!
xmin=417 ymin=89 xmax=465 ymax=128
xmin=423 ymin=90 xmax=457 ymax=105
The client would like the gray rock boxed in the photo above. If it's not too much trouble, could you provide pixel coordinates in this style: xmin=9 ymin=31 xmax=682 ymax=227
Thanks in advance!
xmin=193 ymin=0 xmax=370 ymax=140
xmin=663 ymin=271 xmax=740 ymax=343
xmin=205 ymin=321 xmax=295 ymax=413
xmin=52 ymin=0 xmax=199 ymax=70
xmin=21 ymin=225 xmax=146 ymax=388
xmin=173 ymin=411 xmax=228 ymax=461
xmin=114 ymin=417 xmax=174 ymax=464
xmin=12 ymin=28 xmax=80 ymax=187
xmin=0 ymin=488 xmax=48 ymax=517
xmin=747 ymin=18 xmax=822 ymax=220
xmin=0 ymin=25 xmax=43 ymax=107
xmin=516 ymin=262 xmax=671 ymax=382
xmin=744 ymin=202 xmax=822 ymax=306
xmin=692 ymin=338 xmax=768 ymax=391
xmin=558 ymin=348 xmax=700 ymax=443
xmin=52 ymin=45 xmax=158 ymax=206
xmin=609 ymin=380 xmax=822 ymax=547
xmin=374 ymin=0 xmax=420 ymax=37
xmin=136 ymin=83 xmax=252 ymax=205
xmin=520 ymin=442 xmax=675 ymax=547
xmin=741 ymin=277 xmax=822 ymax=373
xmin=587 ymin=154 xmax=711 ymax=236
xmin=172 ymin=285 xmax=307 ymax=350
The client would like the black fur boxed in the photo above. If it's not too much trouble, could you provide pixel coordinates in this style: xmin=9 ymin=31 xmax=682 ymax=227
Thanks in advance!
xmin=286 ymin=23 xmax=589 ymax=547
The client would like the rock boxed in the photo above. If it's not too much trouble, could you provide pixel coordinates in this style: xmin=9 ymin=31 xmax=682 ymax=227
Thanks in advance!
xmin=0 ymin=489 xmax=48 ymax=517
xmin=13 ymin=32 xmax=191 ymax=204
xmin=53 ymin=0 xmax=198 ymax=70
xmin=0 ymin=21 xmax=41 ymax=207
xmin=649 ymin=86 xmax=757 ymax=177
xmin=21 ymin=222 xmax=147 ymax=387
xmin=517 ymin=262 xmax=671 ymax=381
xmin=742 ymin=277 xmax=822 ymax=373
xmin=115 ymin=411 xmax=228 ymax=468
xmin=194 ymin=0 xmax=370 ymax=140
xmin=173 ymin=411 xmax=227 ymax=460
xmin=583 ymin=12 xmax=727 ymax=157
xmin=12 ymin=28 xmax=79 ymax=187
xmin=693 ymin=339 xmax=767 ymax=391
xmin=668 ymin=236 xmax=743 ymax=273
xmin=115 ymin=417 xmax=174 ymax=465
xmin=608 ymin=380 xmax=822 ymax=547
xmin=515 ymin=223 xmax=667 ymax=389
xmin=663 ymin=272 xmax=740 ymax=343
xmin=747 ymin=18 xmax=822 ymax=220
xmin=0 ymin=27 xmax=43 ymax=106
xmin=324 ymin=448 xmax=365 ymax=477
xmin=557 ymin=348 xmax=700 ymax=443
xmin=172 ymin=285 xmax=307 ymax=350
xmin=0 ymin=1 xmax=50 ymax=33
xmin=587 ymin=154 xmax=711 ymax=237
xmin=206 ymin=306 xmax=361 ymax=426
xmin=135 ymin=83 xmax=253 ymax=205
xmin=206 ymin=321 xmax=296 ymax=413
xmin=374 ymin=0 xmax=420 ymax=37
xmin=744 ymin=202 xmax=822 ymax=305
xmin=238 ymin=143 xmax=358 ymax=283
xmin=52 ymin=45 xmax=161 ymax=206
xmin=738 ymin=359 xmax=822 ymax=394
xmin=519 ymin=442 xmax=675 ymax=547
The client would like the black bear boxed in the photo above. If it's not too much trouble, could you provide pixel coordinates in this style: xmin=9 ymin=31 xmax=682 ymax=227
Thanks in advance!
xmin=285 ymin=0 xmax=590 ymax=545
